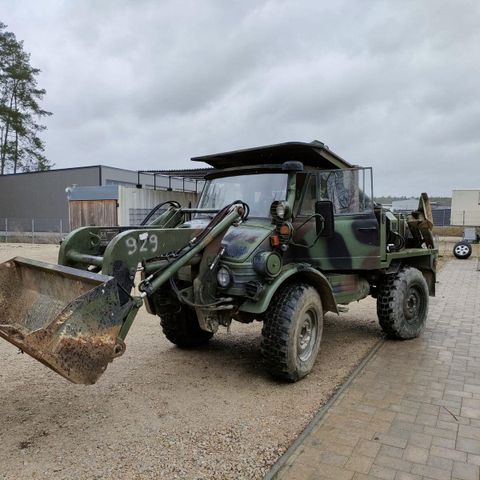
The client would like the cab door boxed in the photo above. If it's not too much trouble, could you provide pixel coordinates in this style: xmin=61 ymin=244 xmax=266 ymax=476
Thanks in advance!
xmin=291 ymin=168 xmax=381 ymax=271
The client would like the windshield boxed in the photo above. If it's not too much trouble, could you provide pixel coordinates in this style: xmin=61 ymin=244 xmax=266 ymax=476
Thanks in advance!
xmin=197 ymin=173 xmax=288 ymax=217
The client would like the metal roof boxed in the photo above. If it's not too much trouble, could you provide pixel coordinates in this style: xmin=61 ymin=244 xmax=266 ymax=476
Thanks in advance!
xmin=191 ymin=140 xmax=353 ymax=170
xmin=68 ymin=185 xmax=118 ymax=201
xmin=138 ymin=168 xmax=215 ymax=179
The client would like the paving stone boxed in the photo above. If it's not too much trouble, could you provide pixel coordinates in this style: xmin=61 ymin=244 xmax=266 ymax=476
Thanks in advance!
xmin=391 ymin=421 xmax=424 ymax=434
xmin=427 ymin=454 xmax=453 ymax=471
xmin=460 ymin=406 xmax=480 ymax=419
xmin=310 ymin=462 xmax=355 ymax=480
xmin=464 ymin=384 xmax=480 ymax=394
xmin=410 ymin=463 xmax=451 ymax=480
xmin=378 ymin=444 xmax=404 ymax=459
xmin=317 ymin=451 xmax=349 ymax=467
xmin=403 ymin=445 xmax=428 ymax=464
xmin=373 ymin=434 xmax=407 ymax=449
xmin=452 ymin=460 xmax=480 ymax=480
xmin=472 ymin=418 xmax=480 ymax=429
xmin=415 ymin=413 xmax=438 ymax=427
xmin=462 ymin=398 xmax=480 ymax=409
xmin=394 ymin=473 xmax=421 ymax=480
xmin=423 ymin=425 xmax=458 ymax=440
xmin=368 ymin=464 xmax=396 ymax=480
xmin=354 ymin=440 xmax=381 ymax=458
xmin=458 ymin=424 xmax=480 ymax=440
xmin=351 ymin=474 xmax=381 ymax=480
xmin=466 ymin=453 xmax=480 ymax=466
xmin=280 ymin=463 xmax=317 ymax=480
xmin=430 ymin=445 xmax=467 ymax=462
xmin=273 ymin=261 xmax=480 ymax=480
xmin=456 ymin=436 xmax=480 ymax=455
xmin=407 ymin=432 xmax=432 ymax=448
xmin=431 ymin=435 xmax=456 ymax=449
xmin=438 ymin=411 xmax=470 ymax=425
xmin=345 ymin=454 xmax=374 ymax=474
xmin=445 ymin=389 xmax=472 ymax=399
xmin=418 ymin=404 xmax=440 ymax=415
xmin=374 ymin=454 xmax=412 ymax=474
xmin=435 ymin=419 xmax=459 ymax=432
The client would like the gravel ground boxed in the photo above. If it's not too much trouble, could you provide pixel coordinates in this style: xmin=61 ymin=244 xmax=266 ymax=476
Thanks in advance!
xmin=0 ymin=243 xmax=382 ymax=480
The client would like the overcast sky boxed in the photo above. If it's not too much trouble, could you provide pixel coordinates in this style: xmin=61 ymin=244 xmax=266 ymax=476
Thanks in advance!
xmin=2 ymin=0 xmax=479 ymax=196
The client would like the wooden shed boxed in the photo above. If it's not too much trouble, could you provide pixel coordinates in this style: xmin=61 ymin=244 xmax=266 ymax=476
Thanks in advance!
xmin=68 ymin=186 xmax=118 ymax=231
xmin=68 ymin=185 xmax=197 ymax=230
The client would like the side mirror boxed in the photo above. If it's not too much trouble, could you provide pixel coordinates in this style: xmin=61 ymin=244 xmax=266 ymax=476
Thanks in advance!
xmin=315 ymin=201 xmax=334 ymax=236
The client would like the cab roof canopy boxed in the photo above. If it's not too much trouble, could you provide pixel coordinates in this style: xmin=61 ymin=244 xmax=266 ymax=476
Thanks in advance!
xmin=191 ymin=140 xmax=353 ymax=170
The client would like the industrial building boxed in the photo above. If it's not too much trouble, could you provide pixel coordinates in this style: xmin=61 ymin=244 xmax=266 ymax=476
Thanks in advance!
xmin=0 ymin=165 xmax=209 ymax=235
xmin=451 ymin=189 xmax=480 ymax=226
xmin=451 ymin=189 xmax=480 ymax=241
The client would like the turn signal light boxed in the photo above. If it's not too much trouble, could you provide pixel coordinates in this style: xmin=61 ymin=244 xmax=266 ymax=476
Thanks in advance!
xmin=270 ymin=235 xmax=280 ymax=247
xmin=279 ymin=224 xmax=291 ymax=236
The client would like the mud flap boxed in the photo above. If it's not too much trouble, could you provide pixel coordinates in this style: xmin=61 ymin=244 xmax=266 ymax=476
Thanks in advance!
xmin=0 ymin=257 xmax=133 ymax=385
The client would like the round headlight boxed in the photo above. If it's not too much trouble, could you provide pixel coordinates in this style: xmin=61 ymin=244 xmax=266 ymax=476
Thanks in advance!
xmin=217 ymin=267 xmax=232 ymax=288
xmin=276 ymin=202 xmax=285 ymax=219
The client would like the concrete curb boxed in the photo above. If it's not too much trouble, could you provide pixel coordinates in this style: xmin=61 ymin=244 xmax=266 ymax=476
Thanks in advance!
xmin=263 ymin=337 xmax=385 ymax=480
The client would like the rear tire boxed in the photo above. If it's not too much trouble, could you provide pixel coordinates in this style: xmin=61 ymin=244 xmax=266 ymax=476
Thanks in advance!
xmin=261 ymin=283 xmax=323 ymax=382
xmin=377 ymin=267 xmax=428 ymax=339
xmin=453 ymin=241 xmax=472 ymax=259
xmin=160 ymin=306 xmax=213 ymax=348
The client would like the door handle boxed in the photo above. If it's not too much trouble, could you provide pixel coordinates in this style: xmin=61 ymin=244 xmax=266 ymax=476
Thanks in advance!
xmin=357 ymin=227 xmax=377 ymax=231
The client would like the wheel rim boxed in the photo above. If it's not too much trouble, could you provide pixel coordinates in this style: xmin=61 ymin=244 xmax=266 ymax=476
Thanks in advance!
xmin=404 ymin=285 xmax=426 ymax=324
xmin=455 ymin=244 xmax=470 ymax=256
xmin=297 ymin=308 xmax=318 ymax=362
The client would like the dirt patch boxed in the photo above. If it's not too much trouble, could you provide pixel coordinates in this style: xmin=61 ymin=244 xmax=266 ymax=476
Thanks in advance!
xmin=0 ymin=243 xmax=383 ymax=479
xmin=432 ymin=225 xmax=464 ymax=237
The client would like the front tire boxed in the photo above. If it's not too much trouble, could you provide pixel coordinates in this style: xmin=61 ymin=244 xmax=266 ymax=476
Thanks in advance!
xmin=261 ymin=284 xmax=323 ymax=382
xmin=160 ymin=305 xmax=213 ymax=348
xmin=453 ymin=241 xmax=472 ymax=259
xmin=377 ymin=267 xmax=428 ymax=339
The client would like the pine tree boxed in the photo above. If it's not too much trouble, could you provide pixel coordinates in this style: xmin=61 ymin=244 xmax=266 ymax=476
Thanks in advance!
xmin=0 ymin=22 xmax=52 ymax=175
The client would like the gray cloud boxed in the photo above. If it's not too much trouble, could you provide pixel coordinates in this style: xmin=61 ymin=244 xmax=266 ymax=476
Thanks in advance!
xmin=2 ymin=0 xmax=479 ymax=195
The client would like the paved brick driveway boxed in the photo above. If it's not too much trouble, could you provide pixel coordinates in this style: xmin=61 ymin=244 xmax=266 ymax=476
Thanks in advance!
xmin=274 ymin=258 xmax=480 ymax=480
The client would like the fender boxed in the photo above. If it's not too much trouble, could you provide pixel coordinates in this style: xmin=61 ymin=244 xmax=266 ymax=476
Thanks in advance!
xmin=240 ymin=263 xmax=339 ymax=315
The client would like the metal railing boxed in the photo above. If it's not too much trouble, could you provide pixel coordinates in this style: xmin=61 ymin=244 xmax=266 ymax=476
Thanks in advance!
xmin=0 ymin=218 xmax=68 ymax=244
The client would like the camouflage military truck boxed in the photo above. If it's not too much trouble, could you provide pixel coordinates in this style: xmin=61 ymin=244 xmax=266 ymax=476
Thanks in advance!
xmin=0 ymin=141 xmax=437 ymax=384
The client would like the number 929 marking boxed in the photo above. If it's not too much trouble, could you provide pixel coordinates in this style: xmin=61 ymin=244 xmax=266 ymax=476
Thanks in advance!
xmin=126 ymin=233 xmax=158 ymax=255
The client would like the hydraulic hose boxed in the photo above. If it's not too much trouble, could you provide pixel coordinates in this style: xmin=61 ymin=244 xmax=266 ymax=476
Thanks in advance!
xmin=140 ymin=200 xmax=181 ymax=226
xmin=139 ymin=203 xmax=246 ymax=296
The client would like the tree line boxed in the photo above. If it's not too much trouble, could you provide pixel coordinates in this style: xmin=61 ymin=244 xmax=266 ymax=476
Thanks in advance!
xmin=0 ymin=22 xmax=52 ymax=175
xmin=375 ymin=196 xmax=452 ymax=207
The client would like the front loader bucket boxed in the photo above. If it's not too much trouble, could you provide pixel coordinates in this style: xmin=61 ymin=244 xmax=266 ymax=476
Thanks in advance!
xmin=0 ymin=257 xmax=131 ymax=385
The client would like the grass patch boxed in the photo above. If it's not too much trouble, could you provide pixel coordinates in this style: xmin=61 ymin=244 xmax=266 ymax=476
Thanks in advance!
xmin=432 ymin=226 xmax=463 ymax=237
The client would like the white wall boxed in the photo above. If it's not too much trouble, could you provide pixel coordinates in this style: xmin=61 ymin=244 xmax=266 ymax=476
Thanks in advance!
xmin=117 ymin=187 xmax=197 ymax=226
xmin=451 ymin=190 xmax=480 ymax=226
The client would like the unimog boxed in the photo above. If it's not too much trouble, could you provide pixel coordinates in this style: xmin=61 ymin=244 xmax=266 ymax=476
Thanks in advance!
xmin=0 ymin=141 xmax=437 ymax=384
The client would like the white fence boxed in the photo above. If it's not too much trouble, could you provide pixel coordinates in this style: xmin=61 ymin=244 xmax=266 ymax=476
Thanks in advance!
xmin=0 ymin=218 xmax=67 ymax=244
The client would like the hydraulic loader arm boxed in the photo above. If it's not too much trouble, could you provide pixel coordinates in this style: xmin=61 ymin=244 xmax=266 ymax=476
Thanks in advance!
xmin=0 ymin=205 xmax=244 ymax=385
